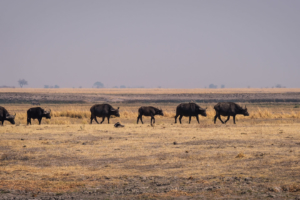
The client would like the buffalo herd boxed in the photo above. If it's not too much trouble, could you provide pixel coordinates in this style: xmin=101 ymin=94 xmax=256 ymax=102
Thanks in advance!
xmin=0 ymin=102 xmax=249 ymax=125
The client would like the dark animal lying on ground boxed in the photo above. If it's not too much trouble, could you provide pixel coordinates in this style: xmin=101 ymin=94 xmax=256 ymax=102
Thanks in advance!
xmin=90 ymin=104 xmax=120 ymax=124
xmin=214 ymin=102 xmax=249 ymax=124
xmin=175 ymin=102 xmax=207 ymax=124
xmin=137 ymin=106 xmax=163 ymax=125
xmin=27 ymin=107 xmax=51 ymax=125
xmin=114 ymin=122 xmax=124 ymax=127
xmin=0 ymin=106 xmax=16 ymax=125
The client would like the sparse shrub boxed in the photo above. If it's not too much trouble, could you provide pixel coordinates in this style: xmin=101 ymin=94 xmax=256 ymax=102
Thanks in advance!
xmin=294 ymin=105 xmax=300 ymax=108
xmin=52 ymin=110 xmax=90 ymax=119
xmin=236 ymin=152 xmax=245 ymax=158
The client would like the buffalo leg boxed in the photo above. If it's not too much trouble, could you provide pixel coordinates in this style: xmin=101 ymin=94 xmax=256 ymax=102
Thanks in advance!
xmin=38 ymin=118 xmax=42 ymax=125
xmin=90 ymin=114 xmax=98 ymax=124
xmin=107 ymin=116 xmax=110 ymax=124
xmin=1 ymin=120 xmax=3 ymax=125
xmin=152 ymin=115 xmax=155 ymax=124
xmin=214 ymin=114 xmax=218 ymax=124
xmin=27 ymin=118 xmax=31 ymax=125
xmin=90 ymin=114 xmax=93 ymax=124
xmin=175 ymin=115 xmax=179 ymax=123
xmin=140 ymin=116 xmax=143 ymax=124
xmin=189 ymin=116 xmax=191 ymax=124
xmin=137 ymin=115 xmax=140 ymax=124
xmin=218 ymin=115 xmax=225 ymax=124
xmin=233 ymin=115 xmax=236 ymax=124
xmin=196 ymin=115 xmax=200 ymax=124
xmin=179 ymin=115 xmax=183 ymax=124
xmin=224 ymin=116 xmax=230 ymax=124
xmin=94 ymin=116 xmax=99 ymax=124
xmin=100 ymin=117 xmax=105 ymax=124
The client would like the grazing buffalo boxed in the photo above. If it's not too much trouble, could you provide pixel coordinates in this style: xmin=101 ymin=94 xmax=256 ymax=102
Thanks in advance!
xmin=137 ymin=106 xmax=163 ymax=125
xmin=27 ymin=107 xmax=51 ymax=125
xmin=90 ymin=104 xmax=120 ymax=124
xmin=175 ymin=102 xmax=207 ymax=124
xmin=0 ymin=106 xmax=16 ymax=125
xmin=214 ymin=102 xmax=249 ymax=124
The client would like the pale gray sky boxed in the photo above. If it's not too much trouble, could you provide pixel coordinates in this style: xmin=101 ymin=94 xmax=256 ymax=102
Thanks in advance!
xmin=1 ymin=0 xmax=299 ymax=88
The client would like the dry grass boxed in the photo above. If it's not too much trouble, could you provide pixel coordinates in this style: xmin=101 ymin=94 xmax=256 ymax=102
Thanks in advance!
xmin=1 ymin=119 xmax=300 ymax=195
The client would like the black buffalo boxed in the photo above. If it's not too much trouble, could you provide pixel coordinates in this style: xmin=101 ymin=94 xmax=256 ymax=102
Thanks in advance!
xmin=27 ymin=107 xmax=51 ymax=125
xmin=214 ymin=102 xmax=249 ymax=124
xmin=0 ymin=106 xmax=16 ymax=125
xmin=175 ymin=102 xmax=207 ymax=124
xmin=137 ymin=106 xmax=163 ymax=125
xmin=90 ymin=104 xmax=120 ymax=124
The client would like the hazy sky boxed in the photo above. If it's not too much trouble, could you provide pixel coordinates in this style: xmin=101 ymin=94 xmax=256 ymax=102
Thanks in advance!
xmin=1 ymin=0 xmax=299 ymax=88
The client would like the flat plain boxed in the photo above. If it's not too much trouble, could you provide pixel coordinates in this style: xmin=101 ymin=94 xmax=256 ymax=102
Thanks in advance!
xmin=1 ymin=89 xmax=300 ymax=199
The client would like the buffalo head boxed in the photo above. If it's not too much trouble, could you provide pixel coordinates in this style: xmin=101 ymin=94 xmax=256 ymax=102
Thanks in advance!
xmin=156 ymin=109 xmax=164 ymax=116
xmin=6 ymin=113 xmax=16 ymax=124
xmin=43 ymin=109 xmax=51 ymax=119
xmin=242 ymin=106 xmax=249 ymax=116
xmin=110 ymin=107 xmax=120 ymax=117
xmin=198 ymin=107 xmax=207 ymax=117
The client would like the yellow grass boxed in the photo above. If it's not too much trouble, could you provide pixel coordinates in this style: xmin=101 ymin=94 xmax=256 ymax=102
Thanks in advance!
xmin=1 ymin=121 xmax=300 ymax=194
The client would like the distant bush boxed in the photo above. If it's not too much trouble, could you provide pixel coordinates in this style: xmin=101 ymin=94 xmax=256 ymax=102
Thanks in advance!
xmin=120 ymin=85 xmax=126 ymax=88
xmin=44 ymin=85 xmax=59 ymax=88
xmin=93 ymin=81 xmax=104 ymax=88
xmin=209 ymin=84 xmax=217 ymax=89
xmin=18 ymin=79 xmax=28 ymax=88
xmin=0 ymin=85 xmax=15 ymax=88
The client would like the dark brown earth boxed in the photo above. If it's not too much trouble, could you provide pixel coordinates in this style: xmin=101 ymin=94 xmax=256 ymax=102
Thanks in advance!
xmin=1 ymin=92 xmax=300 ymax=103
xmin=1 ymin=176 xmax=300 ymax=200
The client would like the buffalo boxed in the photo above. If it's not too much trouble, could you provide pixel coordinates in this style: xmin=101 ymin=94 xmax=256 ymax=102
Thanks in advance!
xmin=0 ymin=106 xmax=16 ymax=125
xmin=27 ymin=107 xmax=51 ymax=125
xmin=175 ymin=102 xmax=207 ymax=124
xmin=90 ymin=104 xmax=120 ymax=124
xmin=214 ymin=102 xmax=249 ymax=124
xmin=137 ymin=106 xmax=163 ymax=125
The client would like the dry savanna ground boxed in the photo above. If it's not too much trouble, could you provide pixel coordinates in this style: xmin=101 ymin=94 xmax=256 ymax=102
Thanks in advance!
xmin=1 ymin=100 xmax=300 ymax=199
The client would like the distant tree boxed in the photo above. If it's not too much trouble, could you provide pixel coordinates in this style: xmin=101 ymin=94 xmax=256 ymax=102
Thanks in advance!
xmin=79 ymin=86 xmax=82 ymax=88
xmin=44 ymin=85 xmax=49 ymax=88
xmin=93 ymin=81 xmax=104 ymax=88
xmin=54 ymin=85 xmax=59 ymax=88
xmin=113 ymin=86 xmax=119 ymax=88
xmin=209 ymin=84 xmax=217 ymax=89
xmin=120 ymin=85 xmax=126 ymax=88
xmin=18 ymin=79 xmax=28 ymax=88
xmin=221 ymin=84 xmax=225 ymax=88
xmin=275 ymin=84 xmax=282 ymax=88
